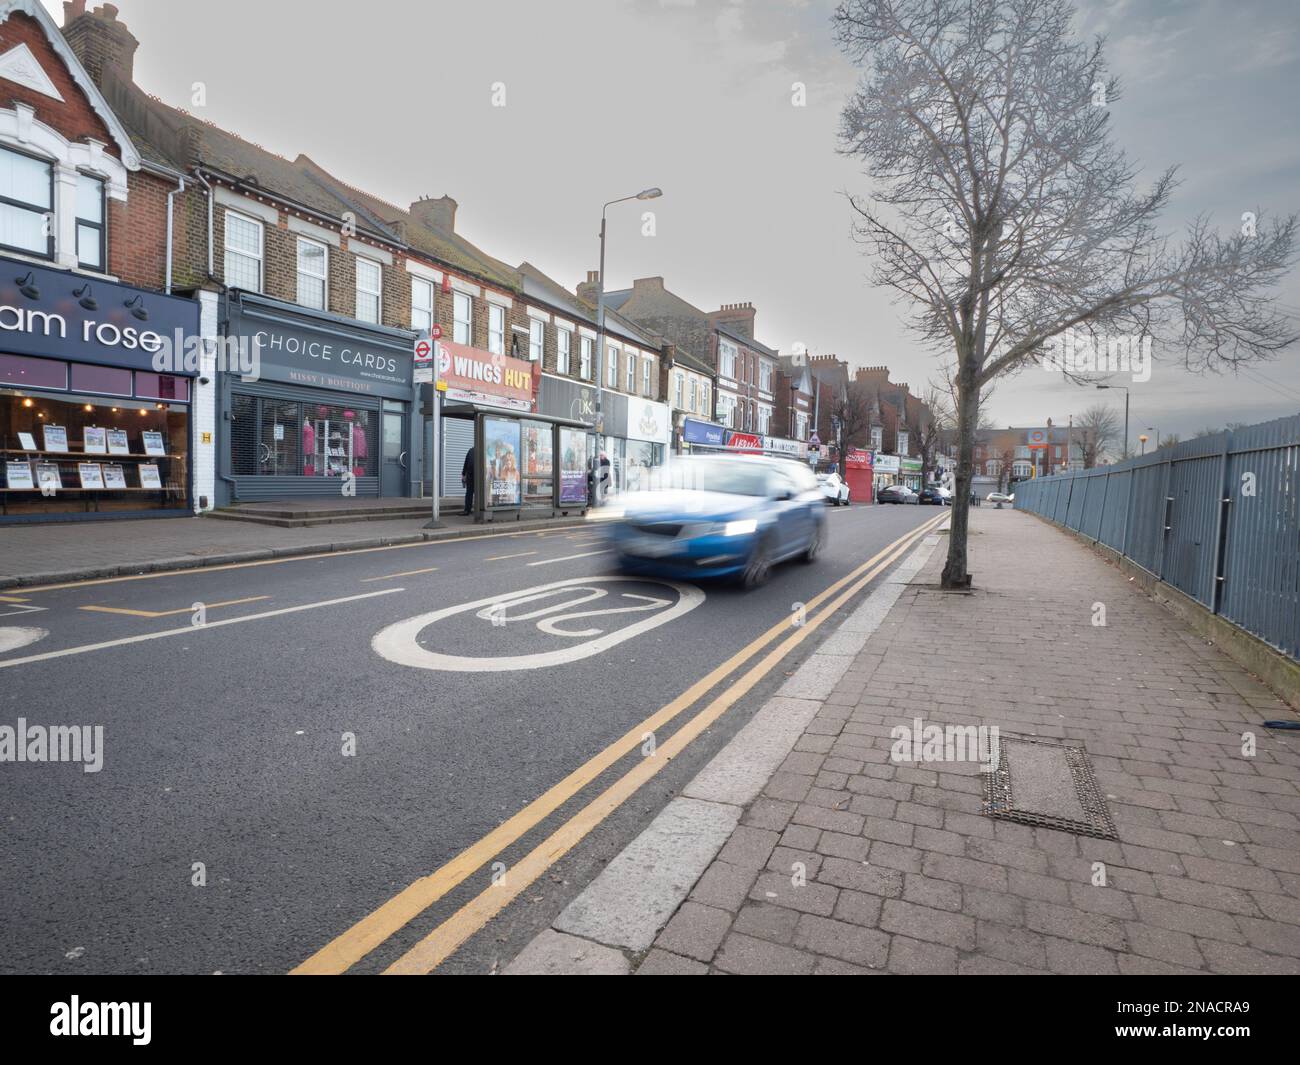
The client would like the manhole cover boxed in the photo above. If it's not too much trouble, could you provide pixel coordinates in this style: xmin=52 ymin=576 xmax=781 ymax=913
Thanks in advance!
xmin=983 ymin=735 xmax=1116 ymax=839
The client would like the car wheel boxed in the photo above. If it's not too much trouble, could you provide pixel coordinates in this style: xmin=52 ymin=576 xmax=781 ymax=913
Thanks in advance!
xmin=741 ymin=535 xmax=774 ymax=589
xmin=801 ymin=519 xmax=823 ymax=563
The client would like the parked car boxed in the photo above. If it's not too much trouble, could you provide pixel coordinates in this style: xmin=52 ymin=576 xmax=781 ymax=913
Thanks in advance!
xmin=877 ymin=484 xmax=919 ymax=505
xmin=606 ymin=455 xmax=826 ymax=588
xmin=918 ymin=485 xmax=950 ymax=506
xmin=986 ymin=491 xmax=1014 ymax=504
xmin=816 ymin=471 xmax=851 ymax=506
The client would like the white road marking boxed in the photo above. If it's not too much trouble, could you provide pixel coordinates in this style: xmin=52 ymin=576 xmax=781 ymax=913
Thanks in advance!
xmin=0 ymin=626 xmax=49 ymax=654
xmin=0 ymin=603 xmax=46 ymax=618
xmin=0 ymin=589 xmax=404 ymax=670
xmin=372 ymin=576 xmax=704 ymax=673
xmin=526 ymin=550 xmax=610 ymax=566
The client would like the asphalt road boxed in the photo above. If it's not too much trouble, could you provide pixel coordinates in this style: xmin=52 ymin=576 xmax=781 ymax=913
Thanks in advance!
xmin=0 ymin=501 xmax=940 ymax=974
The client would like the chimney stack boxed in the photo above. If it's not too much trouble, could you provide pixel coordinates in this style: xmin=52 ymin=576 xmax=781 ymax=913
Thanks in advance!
xmin=61 ymin=2 xmax=138 ymax=86
xmin=409 ymin=195 xmax=457 ymax=234
xmin=709 ymin=301 xmax=756 ymax=339
xmin=576 ymin=270 xmax=600 ymax=305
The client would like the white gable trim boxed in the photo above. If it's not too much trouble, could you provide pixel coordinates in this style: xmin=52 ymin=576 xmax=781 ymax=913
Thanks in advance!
xmin=0 ymin=41 xmax=63 ymax=100
xmin=0 ymin=0 xmax=140 ymax=169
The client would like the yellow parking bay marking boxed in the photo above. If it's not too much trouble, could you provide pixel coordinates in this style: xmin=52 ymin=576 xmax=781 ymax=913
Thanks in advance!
xmin=0 ymin=595 xmax=31 ymax=603
xmin=485 ymin=551 xmax=537 ymax=562
xmin=0 ymin=590 xmax=405 ymax=670
xmin=383 ymin=515 xmax=946 ymax=974
xmin=525 ymin=550 xmax=611 ymax=567
xmin=79 ymin=596 xmax=270 ymax=618
xmin=292 ymin=511 xmax=946 ymax=975
xmin=360 ymin=568 xmax=439 ymax=583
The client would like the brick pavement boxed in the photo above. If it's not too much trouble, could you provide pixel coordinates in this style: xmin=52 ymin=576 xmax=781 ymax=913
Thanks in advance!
xmin=635 ymin=508 xmax=1300 ymax=975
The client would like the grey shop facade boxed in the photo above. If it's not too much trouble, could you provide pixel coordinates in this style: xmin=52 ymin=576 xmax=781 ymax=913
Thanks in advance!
xmin=216 ymin=292 xmax=418 ymax=505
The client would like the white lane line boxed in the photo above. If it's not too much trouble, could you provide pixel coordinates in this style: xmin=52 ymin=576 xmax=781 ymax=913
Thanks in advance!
xmin=485 ymin=551 xmax=538 ymax=562
xmin=526 ymin=550 xmax=611 ymax=567
xmin=0 ymin=589 xmax=405 ymax=670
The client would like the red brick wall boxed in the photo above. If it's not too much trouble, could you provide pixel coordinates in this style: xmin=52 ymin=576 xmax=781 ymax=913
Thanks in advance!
xmin=0 ymin=11 xmax=119 ymax=156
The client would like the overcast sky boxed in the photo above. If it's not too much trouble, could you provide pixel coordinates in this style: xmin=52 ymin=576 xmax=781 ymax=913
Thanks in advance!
xmin=53 ymin=0 xmax=1300 ymax=440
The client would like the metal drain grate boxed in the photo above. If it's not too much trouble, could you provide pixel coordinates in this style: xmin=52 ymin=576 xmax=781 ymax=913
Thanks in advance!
xmin=983 ymin=734 xmax=1117 ymax=840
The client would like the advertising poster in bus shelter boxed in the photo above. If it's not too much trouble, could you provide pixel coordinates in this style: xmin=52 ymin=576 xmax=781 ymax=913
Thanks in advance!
xmin=484 ymin=416 xmax=521 ymax=507
xmin=559 ymin=427 xmax=588 ymax=504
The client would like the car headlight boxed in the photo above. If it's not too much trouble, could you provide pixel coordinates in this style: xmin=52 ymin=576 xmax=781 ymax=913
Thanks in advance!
xmin=723 ymin=518 xmax=758 ymax=536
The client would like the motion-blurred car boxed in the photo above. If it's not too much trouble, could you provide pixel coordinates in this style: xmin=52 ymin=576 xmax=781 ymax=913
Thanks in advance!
xmin=877 ymin=484 xmax=919 ymax=504
xmin=918 ymin=485 xmax=950 ymax=506
xmin=986 ymin=491 xmax=1014 ymax=504
xmin=816 ymin=471 xmax=851 ymax=506
xmin=606 ymin=455 xmax=826 ymax=588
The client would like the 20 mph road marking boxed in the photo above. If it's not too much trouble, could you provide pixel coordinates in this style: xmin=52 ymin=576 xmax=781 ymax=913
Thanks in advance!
xmin=292 ymin=510 xmax=947 ymax=975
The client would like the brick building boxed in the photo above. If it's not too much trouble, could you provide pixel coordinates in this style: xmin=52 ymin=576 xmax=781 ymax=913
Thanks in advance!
xmin=0 ymin=0 xmax=203 ymax=522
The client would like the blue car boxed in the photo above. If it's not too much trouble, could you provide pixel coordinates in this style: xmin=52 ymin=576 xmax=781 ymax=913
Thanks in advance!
xmin=605 ymin=455 xmax=826 ymax=588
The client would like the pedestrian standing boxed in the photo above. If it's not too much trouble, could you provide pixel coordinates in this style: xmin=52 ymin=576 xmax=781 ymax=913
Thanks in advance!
xmin=462 ymin=446 xmax=476 ymax=515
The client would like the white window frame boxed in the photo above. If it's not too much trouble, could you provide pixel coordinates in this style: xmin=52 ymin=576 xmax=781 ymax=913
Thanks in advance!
xmin=642 ymin=360 xmax=651 ymax=397
xmin=453 ymin=291 xmax=472 ymax=345
xmin=579 ymin=336 xmax=593 ymax=380
xmin=354 ymin=256 xmax=382 ymax=323
xmin=488 ymin=303 xmax=506 ymax=356
xmin=296 ymin=236 xmax=328 ymax=310
xmin=223 ymin=209 xmax=263 ymax=292
xmin=606 ymin=345 xmax=618 ymax=388
xmin=719 ymin=340 xmax=737 ymax=380
xmin=688 ymin=377 xmax=697 ymax=412
xmin=411 ymin=276 xmax=434 ymax=333
xmin=871 ymin=426 xmax=883 ymax=451
xmin=626 ymin=352 xmax=636 ymax=392
xmin=701 ymin=383 xmax=709 ymax=416
xmin=557 ymin=328 xmax=572 ymax=374
xmin=528 ymin=317 xmax=544 ymax=362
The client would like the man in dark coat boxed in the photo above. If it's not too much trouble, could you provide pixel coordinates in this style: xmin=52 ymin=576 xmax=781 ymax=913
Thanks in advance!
xmin=461 ymin=446 xmax=476 ymax=515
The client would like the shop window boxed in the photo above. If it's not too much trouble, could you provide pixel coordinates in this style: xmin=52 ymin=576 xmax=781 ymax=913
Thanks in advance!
xmin=411 ymin=277 xmax=434 ymax=333
xmin=70 ymin=363 xmax=131 ymax=397
xmin=0 ymin=353 xmax=66 ymax=391
xmin=230 ymin=394 xmax=377 ymax=481
xmin=224 ymin=211 xmax=263 ymax=291
xmin=297 ymin=237 xmax=328 ymax=310
xmin=355 ymin=257 xmax=382 ymax=323
xmin=134 ymin=373 xmax=190 ymax=403
xmin=453 ymin=291 xmax=472 ymax=344
xmin=75 ymin=173 xmax=105 ymax=271
xmin=488 ymin=304 xmax=505 ymax=356
xmin=557 ymin=328 xmax=571 ymax=374
xmin=0 ymin=146 xmax=53 ymax=259
xmin=528 ymin=318 xmax=544 ymax=362
xmin=1 ymin=389 xmax=189 ymax=515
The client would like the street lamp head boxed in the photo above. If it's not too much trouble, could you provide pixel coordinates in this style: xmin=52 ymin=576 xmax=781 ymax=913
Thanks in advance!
xmin=1095 ymin=384 xmax=1108 ymax=389
xmin=636 ymin=187 xmax=663 ymax=200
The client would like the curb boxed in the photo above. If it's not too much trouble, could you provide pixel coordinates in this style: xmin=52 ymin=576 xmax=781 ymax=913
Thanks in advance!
xmin=0 ymin=516 xmax=593 ymax=590
xmin=504 ymin=528 xmax=946 ymax=975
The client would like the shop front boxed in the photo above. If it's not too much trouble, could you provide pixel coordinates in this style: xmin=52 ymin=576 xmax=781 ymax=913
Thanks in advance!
xmin=680 ymin=416 xmax=727 ymax=453
xmin=0 ymin=256 xmax=199 ymax=522
xmin=844 ymin=448 xmax=874 ymax=503
xmin=900 ymin=456 xmax=924 ymax=490
xmin=600 ymin=393 xmax=671 ymax=495
xmin=219 ymin=293 xmax=416 ymax=505
xmin=873 ymin=453 xmax=901 ymax=492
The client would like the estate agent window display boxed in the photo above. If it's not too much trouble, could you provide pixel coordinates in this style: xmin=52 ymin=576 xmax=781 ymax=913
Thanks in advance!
xmin=0 ymin=385 xmax=189 ymax=516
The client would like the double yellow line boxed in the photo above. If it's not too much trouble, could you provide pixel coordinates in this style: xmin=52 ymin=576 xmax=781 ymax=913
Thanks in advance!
xmin=293 ymin=511 xmax=948 ymax=975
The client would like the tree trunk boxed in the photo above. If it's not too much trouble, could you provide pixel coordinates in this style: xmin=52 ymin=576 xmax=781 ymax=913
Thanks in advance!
xmin=941 ymin=359 xmax=979 ymax=589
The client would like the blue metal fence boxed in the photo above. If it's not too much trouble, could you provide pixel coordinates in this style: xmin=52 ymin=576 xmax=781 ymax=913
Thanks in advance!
xmin=1014 ymin=414 xmax=1300 ymax=661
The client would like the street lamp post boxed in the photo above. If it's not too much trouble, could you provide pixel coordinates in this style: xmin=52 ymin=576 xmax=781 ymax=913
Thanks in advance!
xmin=1095 ymin=383 xmax=1129 ymax=460
xmin=1138 ymin=433 xmax=1149 ymax=456
xmin=594 ymin=187 xmax=661 ymax=505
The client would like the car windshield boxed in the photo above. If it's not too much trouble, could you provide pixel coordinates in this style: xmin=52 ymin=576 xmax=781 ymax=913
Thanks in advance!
xmin=642 ymin=458 xmax=771 ymax=497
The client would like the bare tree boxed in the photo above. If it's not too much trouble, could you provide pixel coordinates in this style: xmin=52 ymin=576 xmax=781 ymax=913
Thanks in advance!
xmin=835 ymin=0 xmax=1297 ymax=588
xmin=915 ymin=384 xmax=955 ymax=481
xmin=833 ymin=377 xmax=880 ymax=449
xmin=1077 ymin=402 xmax=1118 ymax=467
